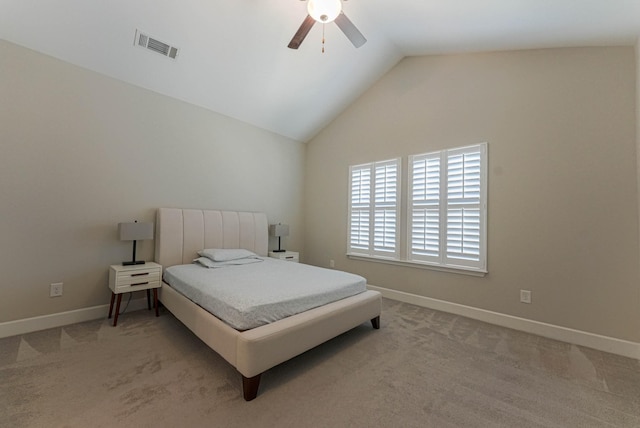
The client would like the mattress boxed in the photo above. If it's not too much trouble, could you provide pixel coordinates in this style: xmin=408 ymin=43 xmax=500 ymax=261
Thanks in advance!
xmin=163 ymin=257 xmax=367 ymax=330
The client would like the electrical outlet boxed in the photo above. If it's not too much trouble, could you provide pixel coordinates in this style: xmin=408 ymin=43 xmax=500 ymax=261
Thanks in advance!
xmin=329 ymin=259 xmax=335 ymax=268
xmin=50 ymin=282 xmax=63 ymax=297
xmin=520 ymin=289 xmax=531 ymax=304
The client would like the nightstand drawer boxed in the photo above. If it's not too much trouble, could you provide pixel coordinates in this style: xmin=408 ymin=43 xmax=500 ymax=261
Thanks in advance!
xmin=113 ymin=280 xmax=161 ymax=293
xmin=115 ymin=269 xmax=161 ymax=286
xmin=268 ymin=251 xmax=299 ymax=263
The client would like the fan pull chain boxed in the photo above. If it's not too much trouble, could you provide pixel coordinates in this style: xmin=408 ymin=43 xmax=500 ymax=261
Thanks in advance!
xmin=322 ymin=24 xmax=325 ymax=53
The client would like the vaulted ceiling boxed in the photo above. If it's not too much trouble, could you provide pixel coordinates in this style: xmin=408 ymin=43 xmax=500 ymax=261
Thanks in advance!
xmin=2 ymin=0 xmax=640 ymax=142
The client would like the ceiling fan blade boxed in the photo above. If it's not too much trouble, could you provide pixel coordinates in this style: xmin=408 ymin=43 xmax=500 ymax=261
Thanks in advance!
xmin=288 ymin=15 xmax=316 ymax=49
xmin=334 ymin=12 xmax=366 ymax=48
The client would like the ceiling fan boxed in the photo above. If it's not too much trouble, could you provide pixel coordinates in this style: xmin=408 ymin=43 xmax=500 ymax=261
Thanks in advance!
xmin=288 ymin=0 xmax=366 ymax=50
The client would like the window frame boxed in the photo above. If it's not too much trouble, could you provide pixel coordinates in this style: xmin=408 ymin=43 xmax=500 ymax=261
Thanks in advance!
xmin=408 ymin=143 xmax=487 ymax=272
xmin=346 ymin=143 xmax=487 ymax=276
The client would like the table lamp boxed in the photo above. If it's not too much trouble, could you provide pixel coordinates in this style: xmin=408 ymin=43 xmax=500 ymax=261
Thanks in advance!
xmin=118 ymin=221 xmax=154 ymax=265
xmin=269 ymin=223 xmax=289 ymax=253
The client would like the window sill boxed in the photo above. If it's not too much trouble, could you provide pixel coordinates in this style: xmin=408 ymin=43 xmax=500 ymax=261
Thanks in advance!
xmin=346 ymin=254 xmax=488 ymax=277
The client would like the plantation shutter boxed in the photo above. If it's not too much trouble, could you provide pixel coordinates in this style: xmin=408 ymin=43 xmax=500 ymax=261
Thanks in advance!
xmin=373 ymin=160 xmax=399 ymax=256
xmin=348 ymin=159 xmax=400 ymax=257
xmin=409 ymin=143 xmax=487 ymax=270
xmin=349 ymin=165 xmax=371 ymax=251
xmin=445 ymin=145 xmax=485 ymax=269
xmin=409 ymin=153 xmax=441 ymax=262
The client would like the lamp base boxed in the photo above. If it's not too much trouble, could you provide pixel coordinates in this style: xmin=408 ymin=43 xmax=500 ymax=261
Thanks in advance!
xmin=272 ymin=249 xmax=286 ymax=253
xmin=122 ymin=260 xmax=146 ymax=266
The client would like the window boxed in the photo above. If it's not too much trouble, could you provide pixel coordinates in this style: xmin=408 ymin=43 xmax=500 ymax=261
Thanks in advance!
xmin=348 ymin=158 xmax=400 ymax=258
xmin=409 ymin=143 xmax=487 ymax=271
xmin=348 ymin=143 xmax=487 ymax=275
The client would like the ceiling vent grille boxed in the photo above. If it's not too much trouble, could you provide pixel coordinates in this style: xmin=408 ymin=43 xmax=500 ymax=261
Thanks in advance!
xmin=134 ymin=30 xmax=179 ymax=60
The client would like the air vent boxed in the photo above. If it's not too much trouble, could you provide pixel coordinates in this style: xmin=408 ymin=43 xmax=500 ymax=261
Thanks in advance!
xmin=134 ymin=29 xmax=179 ymax=60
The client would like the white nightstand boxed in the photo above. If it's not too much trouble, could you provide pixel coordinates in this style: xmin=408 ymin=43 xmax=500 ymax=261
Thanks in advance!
xmin=268 ymin=251 xmax=299 ymax=263
xmin=108 ymin=262 xmax=162 ymax=326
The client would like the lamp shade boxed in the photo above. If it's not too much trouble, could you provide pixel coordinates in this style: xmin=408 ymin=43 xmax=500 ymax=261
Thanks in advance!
xmin=269 ymin=223 xmax=289 ymax=238
xmin=118 ymin=222 xmax=154 ymax=241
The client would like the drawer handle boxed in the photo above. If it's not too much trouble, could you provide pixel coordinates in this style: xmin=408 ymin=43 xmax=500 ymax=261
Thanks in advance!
xmin=131 ymin=282 xmax=149 ymax=286
xmin=131 ymin=272 xmax=149 ymax=277
xmin=285 ymin=256 xmax=294 ymax=259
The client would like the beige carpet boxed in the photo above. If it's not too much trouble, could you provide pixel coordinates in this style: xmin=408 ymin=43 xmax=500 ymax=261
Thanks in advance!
xmin=1 ymin=298 xmax=639 ymax=427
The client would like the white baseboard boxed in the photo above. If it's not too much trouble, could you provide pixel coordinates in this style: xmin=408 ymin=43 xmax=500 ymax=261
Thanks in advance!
xmin=368 ymin=285 xmax=640 ymax=360
xmin=0 ymin=298 xmax=149 ymax=339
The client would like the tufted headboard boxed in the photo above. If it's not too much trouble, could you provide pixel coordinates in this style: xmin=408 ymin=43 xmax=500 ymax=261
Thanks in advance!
xmin=155 ymin=208 xmax=269 ymax=268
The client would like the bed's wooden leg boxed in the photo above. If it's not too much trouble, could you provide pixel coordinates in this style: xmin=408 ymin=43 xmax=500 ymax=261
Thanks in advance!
xmin=371 ymin=315 xmax=380 ymax=330
xmin=371 ymin=316 xmax=380 ymax=329
xmin=242 ymin=374 xmax=261 ymax=401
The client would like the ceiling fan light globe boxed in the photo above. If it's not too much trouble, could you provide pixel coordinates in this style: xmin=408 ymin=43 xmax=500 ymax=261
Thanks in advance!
xmin=308 ymin=0 xmax=342 ymax=23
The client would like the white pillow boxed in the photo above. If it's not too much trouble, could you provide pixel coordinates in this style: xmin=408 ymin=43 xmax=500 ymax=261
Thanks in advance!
xmin=193 ymin=256 xmax=263 ymax=268
xmin=197 ymin=248 xmax=258 ymax=262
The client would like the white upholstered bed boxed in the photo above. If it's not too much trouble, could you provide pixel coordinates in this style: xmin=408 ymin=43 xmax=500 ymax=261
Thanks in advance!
xmin=154 ymin=208 xmax=382 ymax=400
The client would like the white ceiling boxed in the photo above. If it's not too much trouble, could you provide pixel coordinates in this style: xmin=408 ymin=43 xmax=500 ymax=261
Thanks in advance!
xmin=2 ymin=0 xmax=640 ymax=142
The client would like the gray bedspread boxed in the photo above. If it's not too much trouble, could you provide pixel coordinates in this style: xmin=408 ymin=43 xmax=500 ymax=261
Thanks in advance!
xmin=163 ymin=257 xmax=367 ymax=330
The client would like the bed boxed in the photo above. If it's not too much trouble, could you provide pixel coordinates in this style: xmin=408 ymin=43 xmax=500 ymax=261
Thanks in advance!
xmin=154 ymin=208 xmax=382 ymax=401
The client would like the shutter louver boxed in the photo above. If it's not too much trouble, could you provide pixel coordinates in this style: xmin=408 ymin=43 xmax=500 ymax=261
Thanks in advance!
xmin=350 ymin=209 xmax=369 ymax=249
xmin=446 ymin=208 xmax=480 ymax=260
xmin=411 ymin=208 xmax=440 ymax=257
xmin=447 ymin=152 xmax=481 ymax=202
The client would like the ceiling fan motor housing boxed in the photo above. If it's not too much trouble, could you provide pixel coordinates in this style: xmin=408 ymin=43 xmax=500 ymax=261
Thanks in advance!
xmin=288 ymin=0 xmax=366 ymax=50
xmin=308 ymin=0 xmax=342 ymax=23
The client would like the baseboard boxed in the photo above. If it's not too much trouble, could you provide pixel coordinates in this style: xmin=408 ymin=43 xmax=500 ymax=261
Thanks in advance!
xmin=0 ymin=298 xmax=149 ymax=339
xmin=368 ymin=285 xmax=640 ymax=360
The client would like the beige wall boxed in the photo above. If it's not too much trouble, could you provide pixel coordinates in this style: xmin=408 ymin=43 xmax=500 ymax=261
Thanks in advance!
xmin=305 ymin=47 xmax=640 ymax=342
xmin=0 ymin=40 xmax=306 ymax=323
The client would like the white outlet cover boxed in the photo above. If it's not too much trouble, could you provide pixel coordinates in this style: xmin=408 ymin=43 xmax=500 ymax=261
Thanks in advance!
xmin=50 ymin=282 xmax=63 ymax=297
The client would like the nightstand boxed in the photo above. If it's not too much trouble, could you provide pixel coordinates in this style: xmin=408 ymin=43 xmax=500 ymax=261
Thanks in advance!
xmin=107 ymin=262 xmax=162 ymax=326
xmin=268 ymin=251 xmax=299 ymax=263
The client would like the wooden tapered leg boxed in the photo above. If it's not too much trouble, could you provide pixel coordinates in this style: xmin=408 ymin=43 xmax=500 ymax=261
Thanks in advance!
xmin=113 ymin=294 xmax=123 ymax=326
xmin=371 ymin=316 xmax=380 ymax=329
xmin=242 ymin=374 xmax=262 ymax=401
xmin=108 ymin=292 xmax=116 ymax=319
xmin=146 ymin=289 xmax=151 ymax=310
xmin=153 ymin=288 xmax=159 ymax=317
